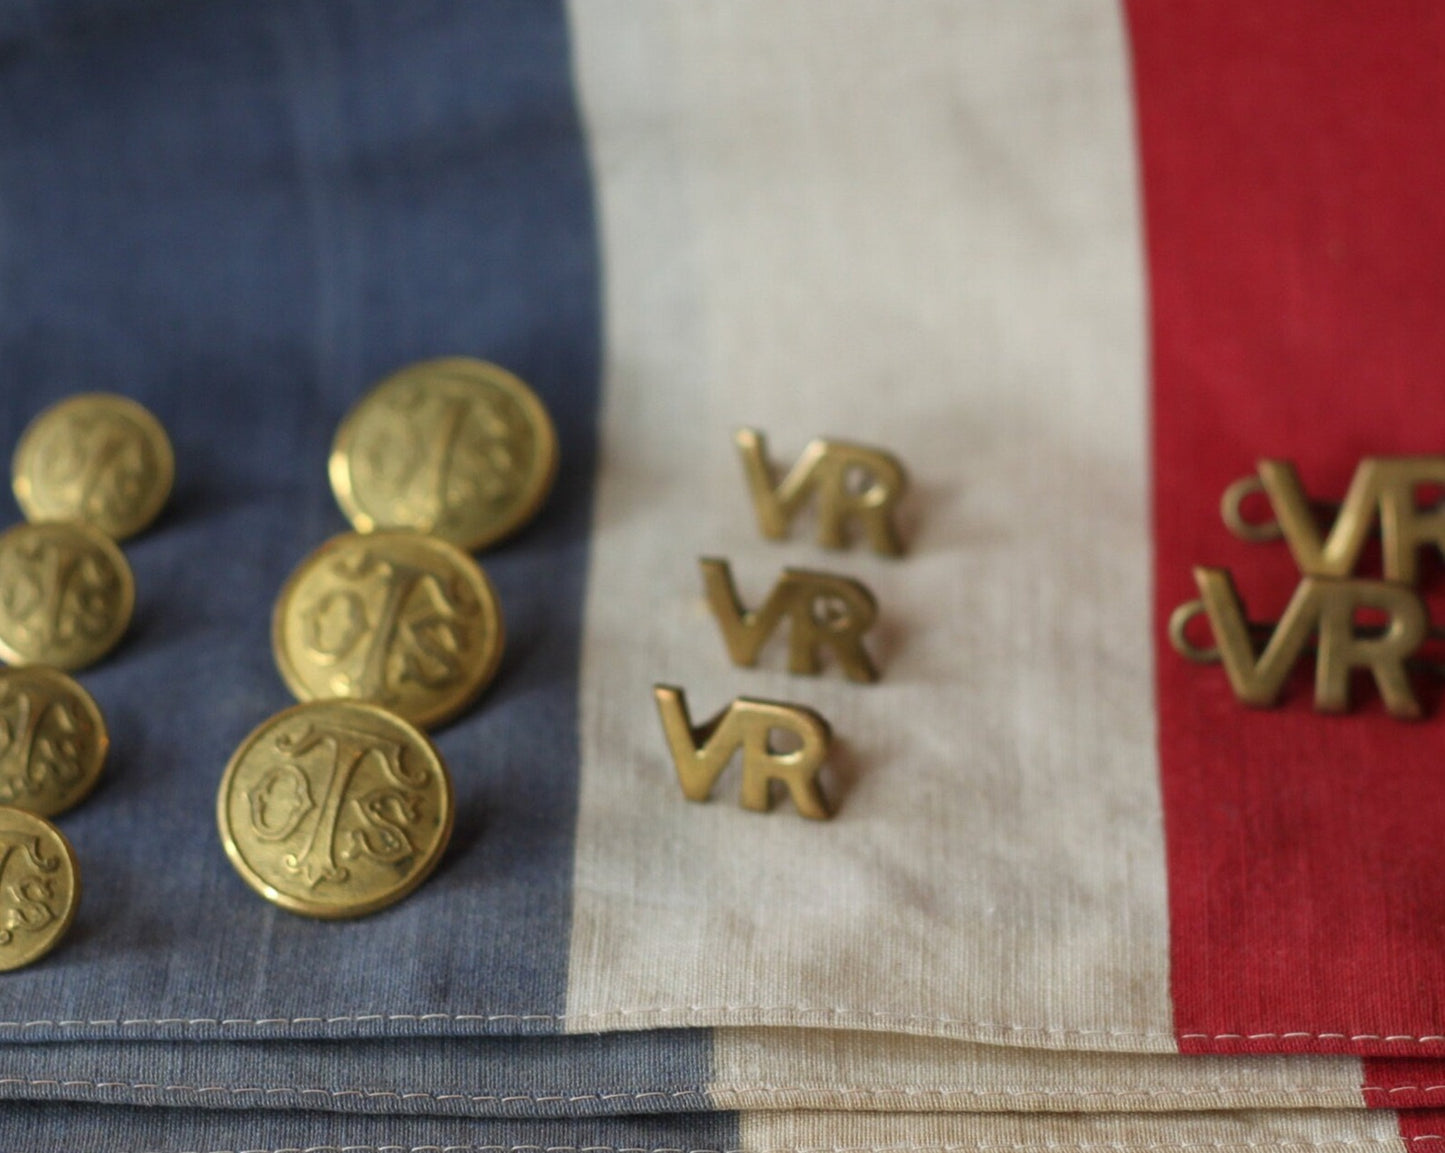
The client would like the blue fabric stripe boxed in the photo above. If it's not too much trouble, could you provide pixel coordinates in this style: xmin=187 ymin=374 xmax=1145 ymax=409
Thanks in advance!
xmin=0 ymin=1031 xmax=724 ymax=1118
xmin=0 ymin=0 xmax=653 ymax=1058
xmin=0 ymin=1101 xmax=742 ymax=1153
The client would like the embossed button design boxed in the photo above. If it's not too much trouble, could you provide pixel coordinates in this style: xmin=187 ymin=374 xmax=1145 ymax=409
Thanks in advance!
xmin=12 ymin=393 xmax=174 ymax=541
xmin=0 ymin=806 xmax=80 ymax=971
xmin=0 ymin=666 xmax=108 ymax=818
xmin=272 ymin=531 xmax=504 ymax=730
xmin=217 ymin=700 xmax=454 ymax=919
xmin=329 ymin=358 xmax=559 ymax=551
xmin=0 ymin=522 xmax=135 ymax=671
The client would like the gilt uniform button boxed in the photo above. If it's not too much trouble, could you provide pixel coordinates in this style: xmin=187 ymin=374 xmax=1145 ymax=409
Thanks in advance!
xmin=272 ymin=530 xmax=504 ymax=730
xmin=12 ymin=393 xmax=174 ymax=541
xmin=0 ymin=806 xmax=80 ymax=970
xmin=0 ymin=666 xmax=108 ymax=818
xmin=328 ymin=358 xmax=558 ymax=552
xmin=0 ymin=522 xmax=134 ymax=671
xmin=216 ymin=700 xmax=454 ymax=919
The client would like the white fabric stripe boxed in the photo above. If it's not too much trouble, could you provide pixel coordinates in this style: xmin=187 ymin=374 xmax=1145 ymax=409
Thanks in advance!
xmin=738 ymin=1109 xmax=1405 ymax=1153
xmin=710 ymin=1028 xmax=1367 ymax=1113
xmin=567 ymin=0 xmax=1169 ymax=1050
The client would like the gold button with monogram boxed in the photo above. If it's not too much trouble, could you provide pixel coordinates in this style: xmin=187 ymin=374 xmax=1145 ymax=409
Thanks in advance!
xmin=329 ymin=358 xmax=558 ymax=551
xmin=0 ymin=806 xmax=80 ymax=970
xmin=271 ymin=530 xmax=504 ymax=730
xmin=0 ymin=666 xmax=108 ymax=817
xmin=0 ymin=521 xmax=134 ymax=671
xmin=12 ymin=393 xmax=174 ymax=541
xmin=216 ymin=700 xmax=454 ymax=919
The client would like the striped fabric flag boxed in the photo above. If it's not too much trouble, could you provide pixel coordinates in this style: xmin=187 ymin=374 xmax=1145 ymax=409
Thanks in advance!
xmin=1 ymin=1 xmax=1444 ymax=1149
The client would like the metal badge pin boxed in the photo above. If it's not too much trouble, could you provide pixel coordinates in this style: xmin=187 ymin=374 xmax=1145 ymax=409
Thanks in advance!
xmin=1220 ymin=457 xmax=1445 ymax=584
xmin=1168 ymin=567 xmax=1431 ymax=719
xmin=653 ymin=685 xmax=833 ymax=820
xmin=735 ymin=428 xmax=908 ymax=556
xmin=700 ymin=558 xmax=879 ymax=682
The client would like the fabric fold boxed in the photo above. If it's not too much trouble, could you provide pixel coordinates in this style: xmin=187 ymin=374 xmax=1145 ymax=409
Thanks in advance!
xmin=0 ymin=1103 xmax=1420 ymax=1153
xmin=0 ymin=1030 xmax=1376 ymax=1117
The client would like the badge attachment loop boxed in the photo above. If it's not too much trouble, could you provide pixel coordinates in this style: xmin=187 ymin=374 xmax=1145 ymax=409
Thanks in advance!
xmin=1167 ymin=568 xmax=1435 ymax=719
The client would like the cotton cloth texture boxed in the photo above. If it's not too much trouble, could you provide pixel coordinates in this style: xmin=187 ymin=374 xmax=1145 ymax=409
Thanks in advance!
xmin=2 ymin=0 xmax=1444 ymax=1150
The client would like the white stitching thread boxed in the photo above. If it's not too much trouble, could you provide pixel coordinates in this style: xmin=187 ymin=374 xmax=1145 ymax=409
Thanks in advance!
xmin=0 ymin=1011 xmax=1438 ymax=1042
xmin=709 ymin=1086 xmax=1360 ymax=1099
xmin=0 ymin=1079 xmax=705 ymax=1103
xmin=0 ymin=1009 xmax=1175 ymax=1036
xmin=1363 ymin=1085 xmax=1445 ymax=1095
xmin=0 ymin=1077 xmax=1375 ymax=1103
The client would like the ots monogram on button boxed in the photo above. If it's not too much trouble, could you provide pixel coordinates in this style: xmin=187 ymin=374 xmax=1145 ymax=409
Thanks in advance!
xmin=272 ymin=531 xmax=504 ymax=731
xmin=217 ymin=700 xmax=453 ymax=919
xmin=0 ymin=806 xmax=79 ymax=972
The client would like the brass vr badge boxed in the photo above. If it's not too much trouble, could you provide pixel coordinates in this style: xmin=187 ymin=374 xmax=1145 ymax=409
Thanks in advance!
xmin=1171 ymin=456 xmax=1445 ymax=718
xmin=1171 ymin=569 xmax=1428 ymax=719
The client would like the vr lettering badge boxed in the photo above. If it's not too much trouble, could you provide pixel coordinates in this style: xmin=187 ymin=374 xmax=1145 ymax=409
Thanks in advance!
xmin=653 ymin=429 xmax=907 ymax=821
xmin=1170 ymin=455 xmax=1445 ymax=717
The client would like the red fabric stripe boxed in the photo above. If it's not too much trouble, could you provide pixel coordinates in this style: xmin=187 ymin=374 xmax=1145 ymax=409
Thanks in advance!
xmin=1129 ymin=2 xmax=1445 ymax=1056
xmin=1365 ymin=1060 xmax=1445 ymax=1111
xmin=1396 ymin=1110 xmax=1445 ymax=1147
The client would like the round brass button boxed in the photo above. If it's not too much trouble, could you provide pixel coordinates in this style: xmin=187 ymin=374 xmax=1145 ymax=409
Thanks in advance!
xmin=12 ymin=393 xmax=174 ymax=541
xmin=272 ymin=530 xmax=504 ymax=730
xmin=0 ymin=666 xmax=108 ymax=818
xmin=0 ymin=806 xmax=80 ymax=971
xmin=329 ymin=358 xmax=558 ymax=551
xmin=0 ymin=521 xmax=135 ymax=671
xmin=216 ymin=700 xmax=454 ymax=919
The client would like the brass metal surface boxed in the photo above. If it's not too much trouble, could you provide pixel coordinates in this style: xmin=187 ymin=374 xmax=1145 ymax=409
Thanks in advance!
xmin=700 ymin=558 xmax=879 ymax=682
xmin=0 ymin=521 xmax=134 ymax=670
xmin=12 ymin=393 xmax=174 ymax=541
xmin=1169 ymin=568 xmax=1428 ymax=719
xmin=329 ymin=358 xmax=558 ymax=552
xmin=1222 ymin=457 xmax=1445 ymax=583
xmin=653 ymin=684 xmax=832 ymax=819
xmin=216 ymin=699 xmax=454 ymax=919
xmin=0 ymin=666 xmax=108 ymax=817
xmin=735 ymin=428 xmax=908 ymax=556
xmin=272 ymin=530 xmax=504 ymax=730
xmin=0 ymin=805 xmax=80 ymax=971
